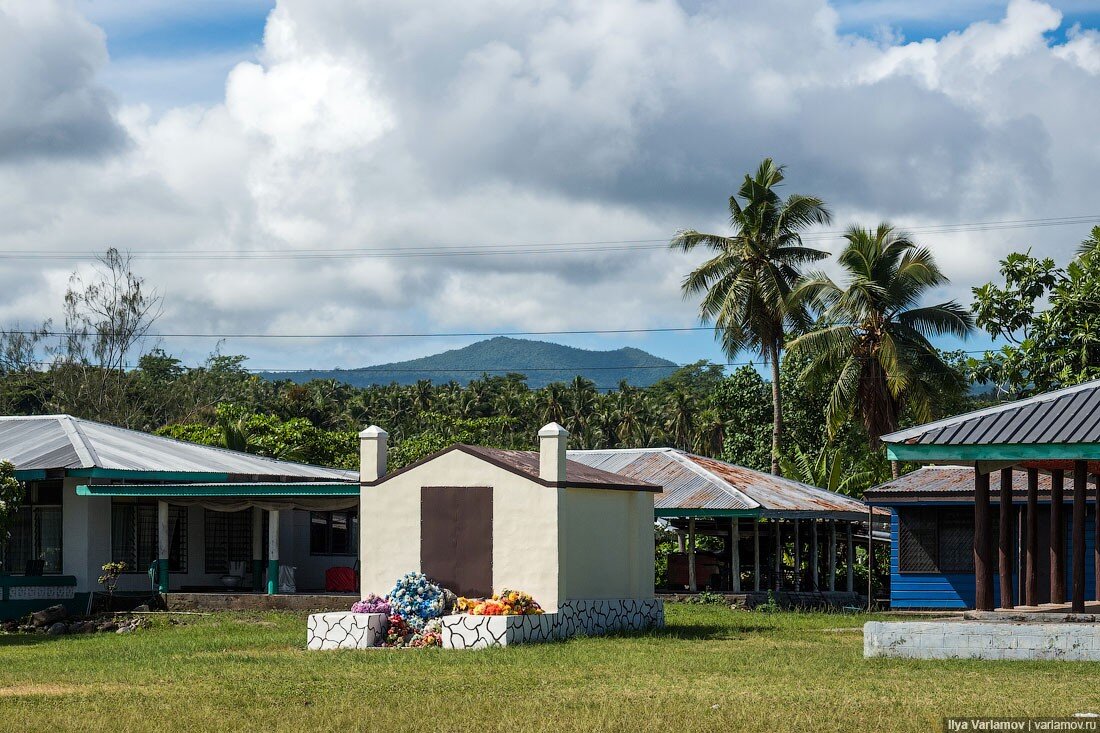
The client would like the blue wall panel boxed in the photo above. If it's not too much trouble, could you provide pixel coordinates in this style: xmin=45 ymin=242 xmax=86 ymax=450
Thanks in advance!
xmin=886 ymin=506 xmax=1095 ymax=610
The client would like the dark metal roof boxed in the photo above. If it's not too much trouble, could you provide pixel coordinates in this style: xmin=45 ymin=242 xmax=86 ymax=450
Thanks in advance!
xmin=865 ymin=466 xmax=1055 ymax=503
xmin=0 ymin=415 xmax=358 ymax=481
xmin=883 ymin=379 xmax=1100 ymax=447
xmin=569 ymin=448 xmax=875 ymax=519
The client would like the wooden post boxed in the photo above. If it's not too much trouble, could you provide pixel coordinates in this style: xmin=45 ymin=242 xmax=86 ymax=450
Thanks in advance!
xmin=1094 ymin=474 xmax=1100 ymax=602
xmin=730 ymin=517 xmax=741 ymax=593
xmin=1073 ymin=461 xmax=1087 ymax=613
xmin=999 ymin=468 xmax=1015 ymax=609
xmin=829 ymin=521 xmax=837 ymax=592
xmin=974 ymin=467 xmax=994 ymax=611
xmin=774 ymin=520 xmax=782 ymax=591
xmin=793 ymin=519 xmax=801 ymax=592
xmin=846 ymin=522 xmax=854 ymax=593
xmin=1051 ymin=468 xmax=1066 ymax=604
xmin=867 ymin=507 xmax=874 ymax=611
xmin=677 ymin=532 xmax=685 ymax=553
xmin=753 ymin=521 xmax=761 ymax=592
xmin=687 ymin=517 xmax=697 ymax=592
xmin=810 ymin=520 xmax=819 ymax=590
xmin=1026 ymin=468 xmax=1038 ymax=606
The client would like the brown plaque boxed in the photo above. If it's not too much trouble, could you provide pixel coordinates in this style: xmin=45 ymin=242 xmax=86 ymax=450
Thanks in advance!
xmin=420 ymin=486 xmax=493 ymax=597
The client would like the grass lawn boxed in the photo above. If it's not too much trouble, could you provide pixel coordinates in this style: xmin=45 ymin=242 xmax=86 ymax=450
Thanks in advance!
xmin=1 ymin=604 xmax=1098 ymax=732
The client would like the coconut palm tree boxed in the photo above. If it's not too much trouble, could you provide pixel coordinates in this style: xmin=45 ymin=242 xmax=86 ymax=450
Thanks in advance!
xmin=671 ymin=158 xmax=831 ymax=474
xmin=1077 ymin=225 xmax=1100 ymax=258
xmin=787 ymin=223 xmax=974 ymax=452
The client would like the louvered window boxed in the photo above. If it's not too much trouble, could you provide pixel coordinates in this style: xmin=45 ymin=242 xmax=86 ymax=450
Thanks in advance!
xmin=898 ymin=507 xmax=988 ymax=574
xmin=204 ymin=509 xmax=253 ymax=574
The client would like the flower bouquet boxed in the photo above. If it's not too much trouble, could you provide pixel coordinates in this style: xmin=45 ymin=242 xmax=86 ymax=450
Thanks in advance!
xmin=351 ymin=593 xmax=391 ymax=615
xmin=387 ymin=571 xmax=446 ymax=630
xmin=457 ymin=589 xmax=543 ymax=616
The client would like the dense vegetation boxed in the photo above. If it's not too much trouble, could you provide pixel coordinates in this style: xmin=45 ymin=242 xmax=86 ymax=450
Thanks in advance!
xmin=1 ymin=170 xmax=1097 ymax=496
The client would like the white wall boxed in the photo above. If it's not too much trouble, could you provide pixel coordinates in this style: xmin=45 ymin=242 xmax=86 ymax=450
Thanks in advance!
xmin=560 ymin=487 xmax=655 ymax=601
xmin=360 ymin=449 xmax=562 ymax=608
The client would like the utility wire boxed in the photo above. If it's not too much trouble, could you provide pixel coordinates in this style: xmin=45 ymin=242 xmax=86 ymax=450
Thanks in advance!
xmin=0 ymin=215 xmax=1095 ymax=261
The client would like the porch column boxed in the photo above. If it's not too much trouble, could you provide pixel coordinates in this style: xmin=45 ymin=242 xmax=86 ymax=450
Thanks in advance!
xmin=753 ymin=521 xmax=761 ymax=592
xmin=829 ymin=521 xmax=837 ymax=592
xmin=156 ymin=500 xmax=169 ymax=594
xmin=1025 ymin=468 xmax=1039 ymax=606
xmin=1072 ymin=461 xmax=1087 ymax=613
xmin=774 ymin=520 xmax=782 ymax=591
xmin=1094 ymin=474 xmax=1100 ymax=602
xmin=974 ymin=467 xmax=994 ymax=611
xmin=267 ymin=508 xmax=280 ymax=595
xmin=730 ymin=518 xmax=741 ymax=593
xmin=999 ymin=468 xmax=1014 ymax=609
xmin=1051 ymin=468 xmax=1066 ymax=604
xmin=687 ymin=517 xmax=697 ymax=592
xmin=810 ymin=520 xmax=819 ymax=590
xmin=252 ymin=507 xmax=264 ymax=593
xmin=793 ymin=519 xmax=801 ymax=592
xmin=846 ymin=523 xmax=854 ymax=593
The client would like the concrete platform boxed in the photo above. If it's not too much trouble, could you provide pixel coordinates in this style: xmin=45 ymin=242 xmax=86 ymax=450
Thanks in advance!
xmin=167 ymin=592 xmax=357 ymax=613
xmin=865 ymin=616 xmax=1100 ymax=661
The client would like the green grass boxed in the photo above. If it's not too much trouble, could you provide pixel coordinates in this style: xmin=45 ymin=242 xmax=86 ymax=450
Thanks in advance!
xmin=0 ymin=604 xmax=1096 ymax=732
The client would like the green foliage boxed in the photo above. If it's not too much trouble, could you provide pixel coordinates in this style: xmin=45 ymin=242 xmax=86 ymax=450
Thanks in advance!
xmin=788 ymin=223 xmax=974 ymax=443
xmin=713 ymin=366 xmax=772 ymax=471
xmin=0 ymin=460 xmax=25 ymax=542
xmin=684 ymin=590 xmax=727 ymax=605
xmin=972 ymin=244 xmax=1100 ymax=395
xmin=756 ymin=590 xmax=782 ymax=613
xmin=98 ymin=561 xmax=127 ymax=596
xmin=779 ymin=446 xmax=888 ymax=498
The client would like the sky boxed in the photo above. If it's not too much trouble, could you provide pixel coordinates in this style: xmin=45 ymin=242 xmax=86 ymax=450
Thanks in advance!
xmin=1 ymin=0 xmax=1099 ymax=376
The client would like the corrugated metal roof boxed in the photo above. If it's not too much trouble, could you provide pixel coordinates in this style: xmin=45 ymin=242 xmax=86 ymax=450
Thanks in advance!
xmin=883 ymin=379 xmax=1100 ymax=446
xmin=455 ymin=445 xmax=658 ymax=490
xmin=0 ymin=415 xmax=358 ymax=481
xmin=569 ymin=448 xmax=874 ymax=519
xmin=865 ymin=466 xmax=1055 ymax=502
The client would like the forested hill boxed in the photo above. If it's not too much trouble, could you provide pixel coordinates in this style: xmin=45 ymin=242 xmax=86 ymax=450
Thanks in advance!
xmin=259 ymin=336 xmax=679 ymax=388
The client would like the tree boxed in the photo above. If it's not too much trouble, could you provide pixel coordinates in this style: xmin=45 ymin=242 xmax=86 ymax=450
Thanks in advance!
xmin=972 ymin=239 xmax=1100 ymax=395
xmin=779 ymin=446 xmax=885 ymax=498
xmin=1076 ymin=225 xmax=1100 ymax=258
xmin=671 ymin=158 xmax=830 ymax=474
xmin=788 ymin=223 xmax=974 ymax=453
xmin=0 ymin=461 xmax=25 ymax=549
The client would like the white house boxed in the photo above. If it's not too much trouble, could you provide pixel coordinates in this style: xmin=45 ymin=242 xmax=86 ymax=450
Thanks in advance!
xmin=0 ymin=415 xmax=359 ymax=618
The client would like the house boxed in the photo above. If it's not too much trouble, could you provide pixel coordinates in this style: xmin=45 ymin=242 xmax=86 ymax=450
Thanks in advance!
xmin=0 ymin=415 xmax=359 ymax=618
xmin=873 ymin=379 xmax=1100 ymax=612
xmin=570 ymin=448 xmax=884 ymax=603
xmin=359 ymin=423 xmax=659 ymax=614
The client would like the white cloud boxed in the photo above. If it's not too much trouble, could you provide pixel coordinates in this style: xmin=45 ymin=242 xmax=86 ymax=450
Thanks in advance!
xmin=0 ymin=0 xmax=1098 ymax=369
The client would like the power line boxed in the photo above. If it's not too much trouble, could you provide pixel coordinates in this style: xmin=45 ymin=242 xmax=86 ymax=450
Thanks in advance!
xmin=4 ymin=326 xmax=719 ymax=339
xmin=0 ymin=215 xmax=1095 ymax=261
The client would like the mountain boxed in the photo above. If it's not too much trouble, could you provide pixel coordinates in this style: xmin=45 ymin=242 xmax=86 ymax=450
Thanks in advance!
xmin=260 ymin=336 xmax=679 ymax=389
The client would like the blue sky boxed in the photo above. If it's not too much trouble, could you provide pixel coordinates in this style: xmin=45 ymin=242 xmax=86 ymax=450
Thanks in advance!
xmin=2 ymin=0 xmax=1097 ymax=376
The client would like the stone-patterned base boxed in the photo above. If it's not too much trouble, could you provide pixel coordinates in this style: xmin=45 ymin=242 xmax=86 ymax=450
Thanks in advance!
xmin=865 ymin=621 xmax=1100 ymax=661
xmin=307 ymin=612 xmax=387 ymax=650
xmin=7 ymin=585 xmax=76 ymax=601
xmin=442 ymin=598 xmax=664 ymax=650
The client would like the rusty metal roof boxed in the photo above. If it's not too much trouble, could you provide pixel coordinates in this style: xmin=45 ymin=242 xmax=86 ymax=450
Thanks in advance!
xmin=462 ymin=445 xmax=659 ymax=490
xmin=883 ymin=379 xmax=1100 ymax=447
xmin=865 ymin=465 xmax=1056 ymax=503
xmin=569 ymin=448 xmax=874 ymax=519
xmin=0 ymin=414 xmax=358 ymax=481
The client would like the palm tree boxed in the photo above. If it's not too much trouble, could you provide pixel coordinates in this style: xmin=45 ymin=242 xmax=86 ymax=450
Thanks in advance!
xmin=787 ymin=223 xmax=974 ymax=454
xmin=671 ymin=158 xmax=830 ymax=474
xmin=779 ymin=445 xmax=882 ymax=497
xmin=664 ymin=388 xmax=696 ymax=451
xmin=1077 ymin=225 xmax=1100 ymax=258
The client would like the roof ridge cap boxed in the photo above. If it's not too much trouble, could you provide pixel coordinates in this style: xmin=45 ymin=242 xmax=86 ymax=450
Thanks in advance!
xmin=671 ymin=452 xmax=760 ymax=510
xmin=59 ymin=415 xmax=98 ymax=468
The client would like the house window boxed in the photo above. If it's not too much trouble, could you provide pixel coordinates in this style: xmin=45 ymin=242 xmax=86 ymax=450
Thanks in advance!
xmin=310 ymin=511 xmax=358 ymax=556
xmin=204 ymin=509 xmax=253 ymax=574
xmin=1 ymin=481 xmax=63 ymax=574
xmin=898 ymin=507 xmax=993 ymax=574
xmin=111 ymin=502 xmax=188 ymax=573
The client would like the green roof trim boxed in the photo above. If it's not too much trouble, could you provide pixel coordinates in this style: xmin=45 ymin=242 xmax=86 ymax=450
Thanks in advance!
xmin=76 ymin=483 xmax=359 ymax=498
xmin=886 ymin=442 xmax=1100 ymax=462
xmin=654 ymin=508 xmax=762 ymax=518
xmin=13 ymin=470 xmax=47 ymax=481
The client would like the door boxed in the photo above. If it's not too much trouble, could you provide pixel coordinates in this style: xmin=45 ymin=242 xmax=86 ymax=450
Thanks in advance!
xmin=420 ymin=486 xmax=493 ymax=597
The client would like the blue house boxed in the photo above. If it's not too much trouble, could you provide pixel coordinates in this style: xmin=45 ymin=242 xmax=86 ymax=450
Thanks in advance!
xmin=872 ymin=379 xmax=1100 ymax=612
xmin=864 ymin=466 xmax=1095 ymax=609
